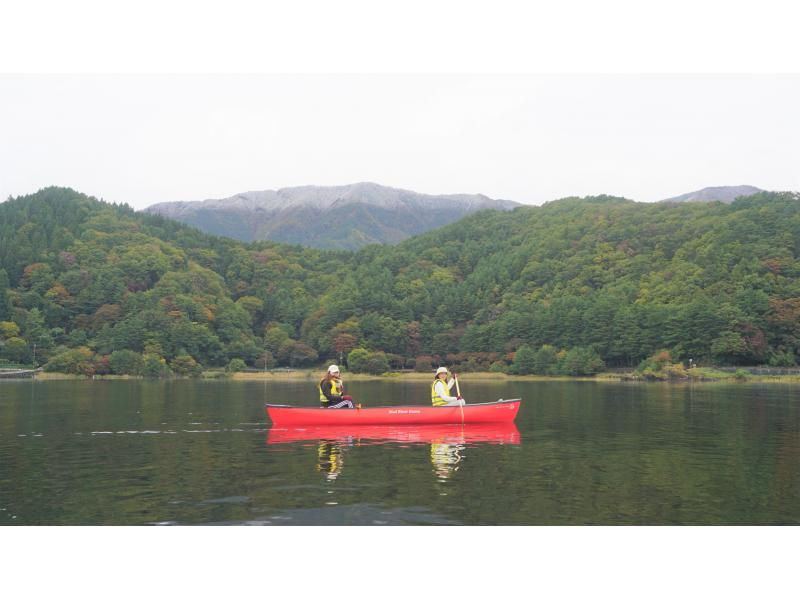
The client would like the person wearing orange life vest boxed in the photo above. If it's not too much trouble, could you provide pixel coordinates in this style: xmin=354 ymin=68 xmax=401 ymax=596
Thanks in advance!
xmin=431 ymin=366 xmax=465 ymax=407
xmin=319 ymin=364 xmax=354 ymax=408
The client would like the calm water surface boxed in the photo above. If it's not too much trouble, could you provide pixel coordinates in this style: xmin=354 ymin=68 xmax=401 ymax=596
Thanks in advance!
xmin=1 ymin=378 xmax=798 ymax=525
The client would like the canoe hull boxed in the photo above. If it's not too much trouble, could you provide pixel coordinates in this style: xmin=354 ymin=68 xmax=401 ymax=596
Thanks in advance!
xmin=265 ymin=399 xmax=520 ymax=426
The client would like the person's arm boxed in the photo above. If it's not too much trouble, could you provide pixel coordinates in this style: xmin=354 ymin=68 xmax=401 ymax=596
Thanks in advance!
xmin=447 ymin=376 xmax=463 ymax=402
xmin=435 ymin=380 xmax=462 ymax=405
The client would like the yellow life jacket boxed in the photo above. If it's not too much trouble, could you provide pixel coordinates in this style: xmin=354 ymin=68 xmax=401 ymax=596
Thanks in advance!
xmin=319 ymin=377 xmax=342 ymax=405
xmin=431 ymin=377 xmax=451 ymax=406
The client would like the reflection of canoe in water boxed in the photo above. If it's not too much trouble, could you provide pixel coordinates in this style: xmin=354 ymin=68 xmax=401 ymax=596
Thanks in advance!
xmin=265 ymin=398 xmax=521 ymax=426
xmin=267 ymin=422 xmax=521 ymax=445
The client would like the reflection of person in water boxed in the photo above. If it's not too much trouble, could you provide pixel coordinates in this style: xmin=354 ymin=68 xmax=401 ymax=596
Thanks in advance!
xmin=317 ymin=441 xmax=347 ymax=481
xmin=430 ymin=441 xmax=464 ymax=480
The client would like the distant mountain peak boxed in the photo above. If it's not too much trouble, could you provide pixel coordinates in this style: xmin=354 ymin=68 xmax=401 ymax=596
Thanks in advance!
xmin=661 ymin=185 xmax=764 ymax=204
xmin=143 ymin=182 xmax=520 ymax=250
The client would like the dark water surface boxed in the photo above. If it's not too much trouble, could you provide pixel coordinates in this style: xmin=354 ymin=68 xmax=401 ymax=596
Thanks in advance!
xmin=1 ymin=378 xmax=799 ymax=525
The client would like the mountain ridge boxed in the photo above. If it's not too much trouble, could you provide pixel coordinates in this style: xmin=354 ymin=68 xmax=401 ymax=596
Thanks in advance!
xmin=143 ymin=182 xmax=520 ymax=249
xmin=661 ymin=185 xmax=764 ymax=203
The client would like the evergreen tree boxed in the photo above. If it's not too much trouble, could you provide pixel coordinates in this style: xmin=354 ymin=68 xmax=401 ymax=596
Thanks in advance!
xmin=512 ymin=345 xmax=536 ymax=375
xmin=0 ymin=269 xmax=11 ymax=320
xmin=533 ymin=345 xmax=558 ymax=375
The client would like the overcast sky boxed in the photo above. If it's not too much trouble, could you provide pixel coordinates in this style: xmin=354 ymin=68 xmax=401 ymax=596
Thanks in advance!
xmin=1 ymin=74 xmax=798 ymax=210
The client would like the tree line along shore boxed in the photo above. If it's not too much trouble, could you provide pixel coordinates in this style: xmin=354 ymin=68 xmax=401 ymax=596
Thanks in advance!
xmin=22 ymin=366 xmax=800 ymax=385
xmin=2 ymin=187 xmax=800 ymax=381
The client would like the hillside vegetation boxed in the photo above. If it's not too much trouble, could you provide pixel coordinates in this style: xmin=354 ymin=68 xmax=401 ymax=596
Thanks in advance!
xmin=1 ymin=187 xmax=799 ymax=376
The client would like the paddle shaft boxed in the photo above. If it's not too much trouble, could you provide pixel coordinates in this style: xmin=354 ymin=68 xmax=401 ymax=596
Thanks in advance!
xmin=454 ymin=374 xmax=464 ymax=424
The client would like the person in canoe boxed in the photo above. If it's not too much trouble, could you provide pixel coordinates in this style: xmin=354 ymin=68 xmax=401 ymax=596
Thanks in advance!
xmin=319 ymin=364 xmax=354 ymax=408
xmin=431 ymin=366 xmax=465 ymax=407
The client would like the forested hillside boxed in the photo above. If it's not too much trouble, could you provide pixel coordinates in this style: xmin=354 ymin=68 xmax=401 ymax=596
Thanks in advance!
xmin=1 ymin=187 xmax=799 ymax=376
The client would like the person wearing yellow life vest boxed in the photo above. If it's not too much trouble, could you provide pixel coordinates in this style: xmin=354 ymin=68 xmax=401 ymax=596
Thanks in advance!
xmin=431 ymin=366 xmax=465 ymax=407
xmin=319 ymin=364 xmax=354 ymax=408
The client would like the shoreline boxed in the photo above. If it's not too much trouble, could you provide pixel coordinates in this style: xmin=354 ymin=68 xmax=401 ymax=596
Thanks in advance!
xmin=21 ymin=370 xmax=800 ymax=384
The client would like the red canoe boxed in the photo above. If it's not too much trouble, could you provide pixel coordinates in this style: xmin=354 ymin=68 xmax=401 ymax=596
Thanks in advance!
xmin=265 ymin=398 xmax=521 ymax=426
xmin=267 ymin=422 xmax=520 ymax=445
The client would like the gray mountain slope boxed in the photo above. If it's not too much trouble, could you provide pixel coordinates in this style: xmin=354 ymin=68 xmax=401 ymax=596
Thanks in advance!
xmin=143 ymin=182 xmax=520 ymax=249
xmin=662 ymin=185 xmax=764 ymax=204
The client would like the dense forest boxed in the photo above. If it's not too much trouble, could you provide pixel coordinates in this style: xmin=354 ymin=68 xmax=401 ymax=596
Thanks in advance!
xmin=1 ymin=186 xmax=799 ymax=376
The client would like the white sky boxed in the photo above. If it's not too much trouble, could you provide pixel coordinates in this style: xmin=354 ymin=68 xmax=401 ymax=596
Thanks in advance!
xmin=1 ymin=2 xmax=799 ymax=210
xmin=3 ymin=73 xmax=797 ymax=209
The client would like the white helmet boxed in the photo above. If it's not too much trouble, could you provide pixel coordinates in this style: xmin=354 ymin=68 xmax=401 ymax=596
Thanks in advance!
xmin=327 ymin=364 xmax=340 ymax=374
xmin=435 ymin=366 xmax=448 ymax=375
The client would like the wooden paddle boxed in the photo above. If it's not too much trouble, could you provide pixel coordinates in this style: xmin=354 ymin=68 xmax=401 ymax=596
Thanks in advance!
xmin=454 ymin=373 xmax=464 ymax=424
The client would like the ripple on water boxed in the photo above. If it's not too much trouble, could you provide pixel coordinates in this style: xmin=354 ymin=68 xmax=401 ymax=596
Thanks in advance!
xmin=244 ymin=504 xmax=461 ymax=525
xmin=78 ymin=428 xmax=266 ymax=436
xmin=202 ymin=495 xmax=251 ymax=505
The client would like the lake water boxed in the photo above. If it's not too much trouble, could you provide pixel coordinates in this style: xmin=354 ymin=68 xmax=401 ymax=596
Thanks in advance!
xmin=1 ymin=378 xmax=798 ymax=525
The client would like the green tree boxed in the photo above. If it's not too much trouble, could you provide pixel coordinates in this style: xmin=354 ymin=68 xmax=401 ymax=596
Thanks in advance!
xmin=559 ymin=346 xmax=605 ymax=376
xmin=2 ymin=337 xmax=28 ymax=362
xmin=225 ymin=337 xmax=262 ymax=364
xmin=142 ymin=353 xmax=169 ymax=378
xmin=768 ymin=351 xmax=796 ymax=367
xmin=347 ymin=348 xmax=368 ymax=372
xmin=44 ymin=347 xmax=96 ymax=376
xmin=0 ymin=269 xmax=12 ymax=320
xmin=170 ymin=354 xmax=203 ymax=376
xmin=22 ymin=308 xmax=54 ymax=358
xmin=226 ymin=358 xmax=246 ymax=373
xmin=0 ymin=320 xmax=20 ymax=340
xmin=532 ymin=344 xmax=558 ymax=375
xmin=348 ymin=348 xmax=389 ymax=374
xmin=264 ymin=325 xmax=291 ymax=355
xmin=281 ymin=341 xmax=318 ymax=367
xmin=109 ymin=349 xmax=144 ymax=375
xmin=511 ymin=344 xmax=536 ymax=375
xmin=235 ymin=295 xmax=263 ymax=323
xmin=363 ymin=351 xmax=390 ymax=374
